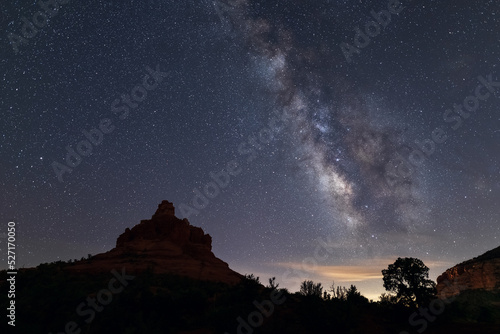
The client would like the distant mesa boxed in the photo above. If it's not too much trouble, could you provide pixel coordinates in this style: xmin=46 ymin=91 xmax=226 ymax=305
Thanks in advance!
xmin=68 ymin=200 xmax=242 ymax=284
xmin=436 ymin=245 xmax=500 ymax=299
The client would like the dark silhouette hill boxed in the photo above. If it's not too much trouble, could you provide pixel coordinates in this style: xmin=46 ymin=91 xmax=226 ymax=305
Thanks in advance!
xmin=67 ymin=200 xmax=243 ymax=284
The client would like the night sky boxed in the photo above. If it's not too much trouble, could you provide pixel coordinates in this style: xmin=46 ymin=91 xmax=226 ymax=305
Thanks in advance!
xmin=1 ymin=0 xmax=500 ymax=299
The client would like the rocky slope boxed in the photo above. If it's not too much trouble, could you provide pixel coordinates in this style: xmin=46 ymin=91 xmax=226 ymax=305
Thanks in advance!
xmin=67 ymin=200 xmax=243 ymax=284
xmin=436 ymin=245 xmax=500 ymax=299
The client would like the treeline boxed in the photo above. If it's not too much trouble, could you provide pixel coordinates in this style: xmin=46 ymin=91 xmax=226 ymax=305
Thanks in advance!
xmin=0 ymin=258 xmax=499 ymax=333
xmin=0 ymin=268 xmax=405 ymax=333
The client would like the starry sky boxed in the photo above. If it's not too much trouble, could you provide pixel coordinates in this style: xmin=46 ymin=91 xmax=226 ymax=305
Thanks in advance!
xmin=1 ymin=0 xmax=500 ymax=299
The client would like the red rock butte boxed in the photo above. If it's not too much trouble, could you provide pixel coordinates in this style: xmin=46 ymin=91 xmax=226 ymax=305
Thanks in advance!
xmin=67 ymin=200 xmax=243 ymax=284
xmin=436 ymin=245 xmax=500 ymax=299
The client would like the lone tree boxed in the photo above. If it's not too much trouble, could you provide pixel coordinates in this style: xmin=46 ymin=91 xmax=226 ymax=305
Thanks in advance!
xmin=382 ymin=257 xmax=436 ymax=308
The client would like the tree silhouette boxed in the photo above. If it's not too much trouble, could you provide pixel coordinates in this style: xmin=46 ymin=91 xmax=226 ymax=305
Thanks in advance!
xmin=299 ymin=280 xmax=323 ymax=297
xmin=244 ymin=273 xmax=260 ymax=284
xmin=379 ymin=293 xmax=398 ymax=305
xmin=346 ymin=285 xmax=368 ymax=304
xmin=382 ymin=257 xmax=436 ymax=308
xmin=329 ymin=281 xmax=348 ymax=301
xmin=267 ymin=277 xmax=279 ymax=290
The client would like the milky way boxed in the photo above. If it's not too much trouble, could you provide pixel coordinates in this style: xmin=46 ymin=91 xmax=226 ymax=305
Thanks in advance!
xmin=1 ymin=0 xmax=499 ymax=299
xmin=220 ymin=0 xmax=428 ymax=239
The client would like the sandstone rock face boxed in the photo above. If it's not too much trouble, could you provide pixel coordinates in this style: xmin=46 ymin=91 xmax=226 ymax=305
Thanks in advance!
xmin=68 ymin=200 xmax=242 ymax=284
xmin=436 ymin=245 xmax=500 ymax=299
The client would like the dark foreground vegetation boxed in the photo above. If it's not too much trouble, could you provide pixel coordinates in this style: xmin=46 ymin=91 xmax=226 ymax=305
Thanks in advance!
xmin=1 ymin=261 xmax=499 ymax=334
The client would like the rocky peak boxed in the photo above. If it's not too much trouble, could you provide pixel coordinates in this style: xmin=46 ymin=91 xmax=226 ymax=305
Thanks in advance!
xmin=68 ymin=201 xmax=242 ymax=284
xmin=152 ymin=200 xmax=175 ymax=220
xmin=116 ymin=202 xmax=212 ymax=252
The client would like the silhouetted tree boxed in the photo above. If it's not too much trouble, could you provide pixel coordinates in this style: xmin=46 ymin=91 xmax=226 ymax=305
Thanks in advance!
xmin=323 ymin=291 xmax=330 ymax=300
xmin=378 ymin=293 xmax=398 ymax=305
xmin=329 ymin=281 xmax=348 ymax=301
xmin=244 ymin=273 xmax=260 ymax=284
xmin=299 ymin=280 xmax=323 ymax=297
xmin=382 ymin=257 xmax=436 ymax=308
xmin=267 ymin=277 xmax=279 ymax=290
xmin=346 ymin=285 xmax=368 ymax=304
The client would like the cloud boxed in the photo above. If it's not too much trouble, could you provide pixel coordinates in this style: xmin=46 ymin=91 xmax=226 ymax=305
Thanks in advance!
xmin=276 ymin=257 xmax=454 ymax=283
xmin=276 ymin=261 xmax=383 ymax=282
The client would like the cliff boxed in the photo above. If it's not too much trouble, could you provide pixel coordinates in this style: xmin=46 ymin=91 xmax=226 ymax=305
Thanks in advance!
xmin=436 ymin=245 xmax=500 ymax=299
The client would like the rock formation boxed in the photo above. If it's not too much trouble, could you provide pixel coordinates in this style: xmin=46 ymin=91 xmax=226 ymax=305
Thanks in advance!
xmin=68 ymin=200 xmax=242 ymax=284
xmin=436 ymin=245 xmax=500 ymax=299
